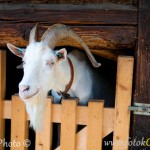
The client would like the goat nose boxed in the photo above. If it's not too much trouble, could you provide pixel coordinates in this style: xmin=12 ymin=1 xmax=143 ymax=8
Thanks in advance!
xmin=19 ymin=85 xmax=30 ymax=92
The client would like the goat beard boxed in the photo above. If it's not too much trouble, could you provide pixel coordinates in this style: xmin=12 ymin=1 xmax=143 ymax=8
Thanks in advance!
xmin=24 ymin=90 xmax=46 ymax=131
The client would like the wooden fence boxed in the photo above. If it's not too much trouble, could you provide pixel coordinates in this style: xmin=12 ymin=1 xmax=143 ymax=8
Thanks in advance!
xmin=0 ymin=51 xmax=134 ymax=150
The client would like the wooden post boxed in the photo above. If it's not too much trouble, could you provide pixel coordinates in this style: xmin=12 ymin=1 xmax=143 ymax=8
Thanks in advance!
xmin=87 ymin=100 xmax=104 ymax=150
xmin=0 ymin=51 xmax=6 ymax=150
xmin=36 ymin=99 xmax=52 ymax=150
xmin=11 ymin=96 xmax=28 ymax=150
xmin=131 ymin=0 xmax=150 ymax=149
xmin=113 ymin=56 xmax=134 ymax=150
xmin=60 ymin=100 xmax=77 ymax=150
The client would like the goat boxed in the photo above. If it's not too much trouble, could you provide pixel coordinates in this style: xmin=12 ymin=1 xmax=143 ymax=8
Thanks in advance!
xmin=7 ymin=24 xmax=114 ymax=131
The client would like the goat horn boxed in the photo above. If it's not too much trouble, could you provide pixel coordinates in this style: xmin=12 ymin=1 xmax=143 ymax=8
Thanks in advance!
xmin=29 ymin=23 xmax=38 ymax=43
xmin=41 ymin=24 xmax=101 ymax=68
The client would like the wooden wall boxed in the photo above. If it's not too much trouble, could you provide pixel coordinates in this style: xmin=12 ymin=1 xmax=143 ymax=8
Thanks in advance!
xmin=131 ymin=1 xmax=150 ymax=149
xmin=0 ymin=0 xmax=137 ymax=6
xmin=0 ymin=3 xmax=137 ymax=60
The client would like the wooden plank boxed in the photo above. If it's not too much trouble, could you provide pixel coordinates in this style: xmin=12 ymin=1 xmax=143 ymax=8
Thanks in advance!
xmin=0 ymin=0 xmax=138 ymax=5
xmin=1 ymin=23 xmax=137 ymax=51
xmin=1 ymin=24 xmax=137 ymax=60
xmin=0 ymin=51 xmax=6 ymax=150
xmin=35 ymin=99 xmax=52 ymax=150
xmin=11 ymin=95 xmax=28 ymax=150
xmin=92 ymin=49 xmax=118 ymax=61
xmin=60 ymin=100 xmax=77 ymax=150
xmin=113 ymin=56 xmax=134 ymax=150
xmin=87 ymin=101 xmax=104 ymax=150
xmin=131 ymin=0 xmax=150 ymax=149
xmin=0 ymin=4 xmax=137 ymax=25
xmin=3 ymin=100 xmax=114 ymax=128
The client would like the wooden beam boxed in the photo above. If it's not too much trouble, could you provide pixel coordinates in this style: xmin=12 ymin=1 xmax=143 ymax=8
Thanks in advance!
xmin=0 ymin=3 xmax=137 ymax=60
xmin=0 ymin=1 xmax=138 ymax=5
xmin=1 ymin=23 xmax=137 ymax=59
xmin=0 ymin=51 xmax=6 ymax=150
xmin=91 ymin=49 xmax=118 ymax=61
xmin=131 ymin=0 xmax=150 ymax=149
xmin=0 ymin=4 xmax=137 ymax=25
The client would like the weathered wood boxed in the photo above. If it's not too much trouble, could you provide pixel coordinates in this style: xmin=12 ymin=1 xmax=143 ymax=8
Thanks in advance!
xmin=131 ymin=0 xmax=150 ymax=149
xmin=0 ymin=24 xmax=137 ymax=50
xmin=0 ymin=4 xmax=137 ymax=60
xmin=60 ymin=100 xmax=77 ymax=150
xmin=92 ymin=49 xmax=118 ymax=60
xmin=0 ymin=51 xmax=6 ymax=150
xmin=0 ymin=0 xmax=137 ymax=5
xmin=36 ymin=100 xmax=52 ymax=150
xmin=113 ymin=56 xmax=134 ymax=150
xmin=11 ymin=96 xmax=28 ymax=150
xmin=0 ymin=4 xmax=137 ymax=59
xmin=0 ymin=4 xmax=137 ymax=25
xmin=0 ymin=23 xmax=137 ymax=59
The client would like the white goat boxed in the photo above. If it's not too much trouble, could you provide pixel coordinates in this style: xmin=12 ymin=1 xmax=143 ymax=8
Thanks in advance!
xmin=7 ymin=24 xmax=114 ymax=131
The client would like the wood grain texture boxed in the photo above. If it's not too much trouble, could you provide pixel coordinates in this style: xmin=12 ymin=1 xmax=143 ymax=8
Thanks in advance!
xmin=3 ymin=100 xmax=114 ymax=129
xmin=87 ymin=101 xmax=104 ymax=150
xmin=0 ymin=4 xmax=137 ymax=25
xmin=60 ymin=100 xmax=77 ymax=150
xmin=0 ymin=4 xmax=137 ymax=59
xmin=113 ymin=56 xmax=134 ymax=150
xmin=11 ymin=96 xmax=28 ymax=150
xmin=131 ymin=0 xmax=150 ymax=149
xmin=55 ymin=109 xmax=113 ymax=150
xmin=1 ymin=23 xmax=137 ymax=51
xmin=35 ymin=100 xmax=52 ymax=150
xmin=0 ymin=0 xmax=138 ymax=5
xmin=0 ymin=51 xmax=6 ymax=150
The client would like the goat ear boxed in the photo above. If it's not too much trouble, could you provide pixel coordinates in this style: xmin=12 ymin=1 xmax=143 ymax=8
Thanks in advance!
xmin=56 ymin=48 xmax=67 ymax=61
xmin=7 ymin=43 xmax=25 ymax=58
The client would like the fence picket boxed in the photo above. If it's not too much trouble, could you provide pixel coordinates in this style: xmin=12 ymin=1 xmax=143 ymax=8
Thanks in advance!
xmin=11 ymin=96 xmax=28 ymax=150
xmin=87 ymin=100 xmax=104 ymax=150
xmin=60 ymin=100 xmax=77 ymax=150
xmin=36 ymin=99 xmax=52 ymax=150
xmin=113 ymin=56 xmax=134 ymax=150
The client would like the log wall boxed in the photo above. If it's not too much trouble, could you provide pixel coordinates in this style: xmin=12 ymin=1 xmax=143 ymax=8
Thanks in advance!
xmin=0 ymin=0 xmax=137 ymax=6
xmin=0 ymin=4 xmax=137 ymax=60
